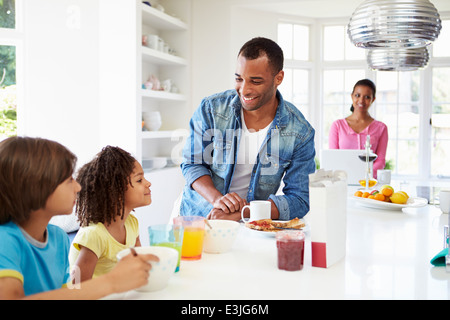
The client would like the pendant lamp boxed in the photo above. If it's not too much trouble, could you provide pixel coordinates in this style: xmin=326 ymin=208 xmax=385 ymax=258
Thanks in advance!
xmin=348 ymin=0 xmax=442 ymax=49
xmin=367 ymin=46 xmax=430 ymax=71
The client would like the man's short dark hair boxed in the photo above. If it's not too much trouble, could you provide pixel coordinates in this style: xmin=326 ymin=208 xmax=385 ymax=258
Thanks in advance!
xmin=238 ymin=37 xmax=284 ymax=75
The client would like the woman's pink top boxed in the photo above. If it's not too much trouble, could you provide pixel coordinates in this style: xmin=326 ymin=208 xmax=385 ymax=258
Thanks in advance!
xmin=329 ymin=119 xmax=388 ymax=178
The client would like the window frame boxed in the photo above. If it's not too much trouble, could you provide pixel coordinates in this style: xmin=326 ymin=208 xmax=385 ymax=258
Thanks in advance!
xmin=277 ymin=19 xmax=315 ymax=124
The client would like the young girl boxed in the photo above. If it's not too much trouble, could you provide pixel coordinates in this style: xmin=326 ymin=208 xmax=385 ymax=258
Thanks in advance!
xmin=0 ymin=137 xmax=157 ymax=299
xmin=69 ymin=146 xmax=152 ymax=281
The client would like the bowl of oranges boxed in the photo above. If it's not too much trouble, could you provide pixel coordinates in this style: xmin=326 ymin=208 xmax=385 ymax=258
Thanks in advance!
xmin=352 ymin=185 xmax=427 ymax=210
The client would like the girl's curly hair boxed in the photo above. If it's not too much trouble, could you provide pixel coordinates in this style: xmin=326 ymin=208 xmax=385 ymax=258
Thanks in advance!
xmin=76 ymin=146 xmax=137 ymax=227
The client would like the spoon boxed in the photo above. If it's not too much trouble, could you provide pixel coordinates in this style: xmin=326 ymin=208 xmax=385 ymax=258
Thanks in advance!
xmin=204 ymin=219 xmax=213 ymax=229
xmin=130 ymin=247 xmax=138 ymax=257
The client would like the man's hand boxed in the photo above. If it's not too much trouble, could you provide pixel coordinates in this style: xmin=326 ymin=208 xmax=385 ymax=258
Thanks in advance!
xmin=212 ymin=192 xmax=247 ymax=213
xmin=207 ymin=208 xmax=242 ymax=221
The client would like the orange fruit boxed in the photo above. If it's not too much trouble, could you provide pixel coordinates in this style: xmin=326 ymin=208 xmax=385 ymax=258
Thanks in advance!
xmin=354 ymin=190 xmax=363 ymax=197
xmin=368 ymin=195 xmax=375 ymax=199
xmin=374 ymin=193 xmax=385 ymax=201
xmin=380 ymin=185 xmax=394 ymax=197
xmin=362 ymin=192 xmax=370 ymax=198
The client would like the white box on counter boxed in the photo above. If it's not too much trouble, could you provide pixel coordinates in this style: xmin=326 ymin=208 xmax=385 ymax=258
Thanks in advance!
xmin=308 ymin=169 xmax=347 ymax=268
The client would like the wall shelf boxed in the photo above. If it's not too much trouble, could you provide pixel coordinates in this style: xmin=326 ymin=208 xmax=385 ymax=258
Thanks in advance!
xmin=141 ymin=130 xmax=188 ymax=140
xmin=141 ymin=3 xmax=188 ymax=31
xmin=141 ymin=46 xmax=187 ymax=66
xmin=138 ymin=0 xmax=191 ymax=164
xmin=141 ymin=89 xmax=186 ymax=102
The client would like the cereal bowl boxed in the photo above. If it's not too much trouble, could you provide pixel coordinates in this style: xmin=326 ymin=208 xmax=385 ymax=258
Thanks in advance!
xmin=203 ymin=220 xmax=240 ymax=253
xmin=117 ymin=246 xmax=178 ymax=292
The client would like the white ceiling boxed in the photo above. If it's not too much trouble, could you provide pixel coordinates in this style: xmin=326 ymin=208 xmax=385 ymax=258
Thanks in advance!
xmin=237 ymin=0 xmax=450 ymax=19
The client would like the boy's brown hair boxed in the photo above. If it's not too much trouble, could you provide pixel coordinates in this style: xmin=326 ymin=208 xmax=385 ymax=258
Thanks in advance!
xmin=0 ymin=136 xmax=77 ymax=224
xmin=75 ymin=146 xmax=136 ymax=227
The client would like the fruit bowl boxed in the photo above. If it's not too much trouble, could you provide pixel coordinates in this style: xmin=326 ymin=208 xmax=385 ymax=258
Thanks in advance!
xmin=351 ymin=195 xmax=428 ymax=210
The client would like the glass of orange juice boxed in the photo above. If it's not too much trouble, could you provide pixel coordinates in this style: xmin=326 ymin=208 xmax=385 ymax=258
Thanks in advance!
xmin=173 ymin=216 xmax=205 ymax=261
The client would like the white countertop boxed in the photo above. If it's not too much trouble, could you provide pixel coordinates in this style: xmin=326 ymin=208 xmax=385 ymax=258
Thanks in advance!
xmin=106 ymin=201 xmax=450 ymax=300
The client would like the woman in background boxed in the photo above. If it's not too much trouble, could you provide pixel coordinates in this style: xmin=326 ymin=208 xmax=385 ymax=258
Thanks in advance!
xmin=328 ymin=79 xmax=388 ymax=178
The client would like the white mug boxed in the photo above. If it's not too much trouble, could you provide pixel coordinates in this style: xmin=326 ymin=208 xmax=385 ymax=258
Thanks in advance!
xmin=241 ymin=200 xmax=271 ymax=222
xmin=439 ymin=190 xmax=450 ymax=214
xmin=377 ymin=169 xmax=391 ymax=185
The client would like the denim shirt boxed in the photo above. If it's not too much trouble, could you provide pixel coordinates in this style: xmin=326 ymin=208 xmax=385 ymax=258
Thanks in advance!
xmin=180 ymin=89 xmax=316 ymax=220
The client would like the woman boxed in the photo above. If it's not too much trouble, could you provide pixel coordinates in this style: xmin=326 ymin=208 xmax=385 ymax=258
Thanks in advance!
xmin=328 ymin=79 xmax=388 ymax=178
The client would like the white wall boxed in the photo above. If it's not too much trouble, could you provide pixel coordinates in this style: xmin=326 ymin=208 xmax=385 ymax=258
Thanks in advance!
xmin=21 ymin=0 xmax=140 ymax=169
xmin=190 ymin=0 xmax=232 ymax=111
xmin=22 ymin=0 xmax=101 ymax=167
xmin=191 ymin=1 xmax=293 ymax=110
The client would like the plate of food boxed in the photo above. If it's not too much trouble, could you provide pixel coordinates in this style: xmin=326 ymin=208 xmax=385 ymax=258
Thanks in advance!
xmin=244 ymin=218 xmax=308 ymax=237
xmin=351 ymin=195 xmax=428 ymax=210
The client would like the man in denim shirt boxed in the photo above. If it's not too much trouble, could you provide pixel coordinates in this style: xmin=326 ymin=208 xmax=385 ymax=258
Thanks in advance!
xmin=180 ymin=37 xmax=315 ymax=221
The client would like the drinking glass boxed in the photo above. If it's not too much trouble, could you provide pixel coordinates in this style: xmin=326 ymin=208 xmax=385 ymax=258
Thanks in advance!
xmin=173 ymin=216 xmax=205 ymax=261
xmin=148 ymin=224 xmax=183 ymax=272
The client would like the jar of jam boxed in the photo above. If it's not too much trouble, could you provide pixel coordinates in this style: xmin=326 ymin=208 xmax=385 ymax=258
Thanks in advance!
xmin=276 ymin=230 xmax=305 ymax=271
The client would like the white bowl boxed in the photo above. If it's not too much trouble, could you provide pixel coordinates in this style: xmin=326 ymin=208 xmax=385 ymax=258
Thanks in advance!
xmin=142 ymin=157 xmax=167 ymax=171
xmin=116 ymin=246 xmax=178 ymax=292
xmin=143 ymin=111 xmax=162 ymax=131
xmin=203 ymin=220 xmax=240 ymax=254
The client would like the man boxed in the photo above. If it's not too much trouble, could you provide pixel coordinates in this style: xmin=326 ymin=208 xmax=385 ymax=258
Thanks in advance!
xmin=180 ymin=37 xmax=315 ymax=221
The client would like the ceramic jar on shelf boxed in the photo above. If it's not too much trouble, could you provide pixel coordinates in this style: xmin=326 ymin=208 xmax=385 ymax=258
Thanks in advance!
xmin=143 ymin=111 xmax=162 ymax=131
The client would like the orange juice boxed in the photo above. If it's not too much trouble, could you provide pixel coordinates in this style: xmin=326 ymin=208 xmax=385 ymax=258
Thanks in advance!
xmin=359 ymin=179 xmax=377 ymax=188
xmin=181 ymin=227 xmax=205 ymax=260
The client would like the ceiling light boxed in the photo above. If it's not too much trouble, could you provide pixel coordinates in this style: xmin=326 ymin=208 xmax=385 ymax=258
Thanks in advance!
xmin=367 ymin=46 xmax=430 ymax=71
xmin=348 ymin=0 xmax=442 ymax=49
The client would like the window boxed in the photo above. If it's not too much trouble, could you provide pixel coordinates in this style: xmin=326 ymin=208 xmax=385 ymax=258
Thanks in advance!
xmin=317 ymin=17 xmax=450 ymax=180
xmin=432 ymin=20 xmax=450 ymax=58
xmin=0 ymin=0 xmax=15 ymax=29
xmin=375 ymin=71 xmax=420 ymax=176
xmin=277 ymin=22 xmax=311 ymax=120
xmin=321 ymin=25 xmax=367 ymax=149
xmin=0 ymin=0 xmax=17 ymax=139
xmin=323 ymin=25 xmax=364 ymax=61
xmin=322 ymin=69 xmax=366 ymax=149
xmin=431 ymin=67 xmax=450 ymax=177
xmin=278 ymin=23 xmax=309 ymax=61
xmin=0 ymin=45 xmax=16 ymax=137
xmin=430 ymin=19 xmax=450 ymax=178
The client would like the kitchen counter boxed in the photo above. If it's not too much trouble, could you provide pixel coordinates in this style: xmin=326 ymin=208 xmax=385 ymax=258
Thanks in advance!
xmin=106 ymin=201 xmax=450 ymax=300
